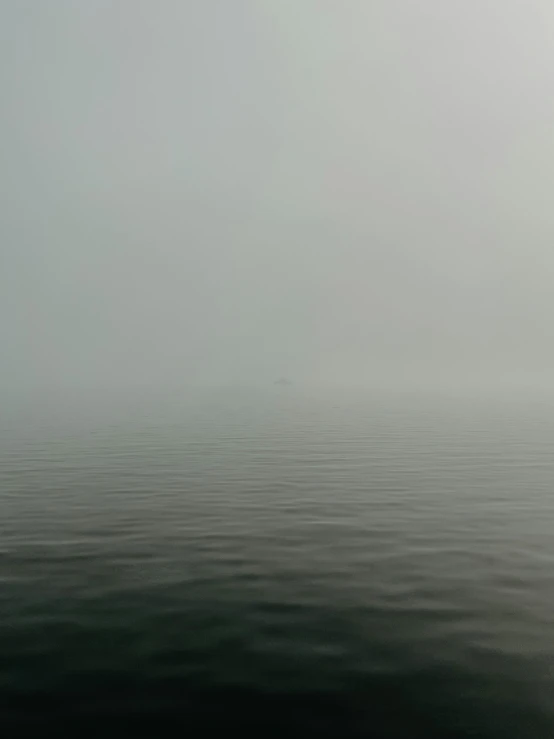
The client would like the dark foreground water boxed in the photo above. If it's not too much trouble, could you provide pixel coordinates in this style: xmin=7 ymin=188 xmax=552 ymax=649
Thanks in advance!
xmin=1 ymin=387 xmax=554 ymax=737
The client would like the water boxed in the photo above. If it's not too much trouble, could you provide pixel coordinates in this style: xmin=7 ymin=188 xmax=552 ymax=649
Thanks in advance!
xmin=1 ymin=387 xmax=554 ymax=736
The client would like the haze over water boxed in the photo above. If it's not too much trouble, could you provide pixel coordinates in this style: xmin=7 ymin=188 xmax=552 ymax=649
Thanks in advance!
xmin=3 ymin=1 xmax=554 ymax=735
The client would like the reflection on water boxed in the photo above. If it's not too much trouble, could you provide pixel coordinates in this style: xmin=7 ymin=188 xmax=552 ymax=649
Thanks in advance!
xmin=1 ymin=388 xmax=554 ymax=736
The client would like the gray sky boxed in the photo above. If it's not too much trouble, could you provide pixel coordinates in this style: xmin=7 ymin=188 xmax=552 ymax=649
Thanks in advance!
xmin=2 ymin=0 xmax=554 ymax=389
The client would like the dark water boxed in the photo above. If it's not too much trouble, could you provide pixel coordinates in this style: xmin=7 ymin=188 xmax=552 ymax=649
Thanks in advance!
xmin=2 ymin=387 xmax=554 ymax=737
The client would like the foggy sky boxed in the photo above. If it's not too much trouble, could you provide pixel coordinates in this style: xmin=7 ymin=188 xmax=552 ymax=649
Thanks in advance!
xmin=2 ymin=0 xmax=554 ymax=390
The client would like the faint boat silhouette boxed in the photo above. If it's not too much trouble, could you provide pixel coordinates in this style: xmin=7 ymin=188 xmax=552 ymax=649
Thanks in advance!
xmin=274 ymin=378 xmax=292 ymax=386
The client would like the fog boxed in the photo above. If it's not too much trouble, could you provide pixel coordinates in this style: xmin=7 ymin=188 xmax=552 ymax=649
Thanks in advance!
xmin=2 ymin=1 xmax=554 ymax=391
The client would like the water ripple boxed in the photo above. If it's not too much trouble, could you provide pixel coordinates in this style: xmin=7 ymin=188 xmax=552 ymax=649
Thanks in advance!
xmin=2 ymin=389 xmax=554 ymax=735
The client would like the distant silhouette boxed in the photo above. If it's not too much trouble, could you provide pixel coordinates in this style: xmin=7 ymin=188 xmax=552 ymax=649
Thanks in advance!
xmin=274 ymin=378 xmax=292 ymax=386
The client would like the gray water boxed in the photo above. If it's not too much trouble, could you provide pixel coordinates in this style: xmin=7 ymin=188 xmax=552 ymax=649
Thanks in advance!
xmin=1 ymin=387 xmax=554 ymax=737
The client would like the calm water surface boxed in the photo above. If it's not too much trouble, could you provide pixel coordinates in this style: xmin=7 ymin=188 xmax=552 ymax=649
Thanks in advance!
xmin=1 ymin=387 xmax=554 ymax=737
